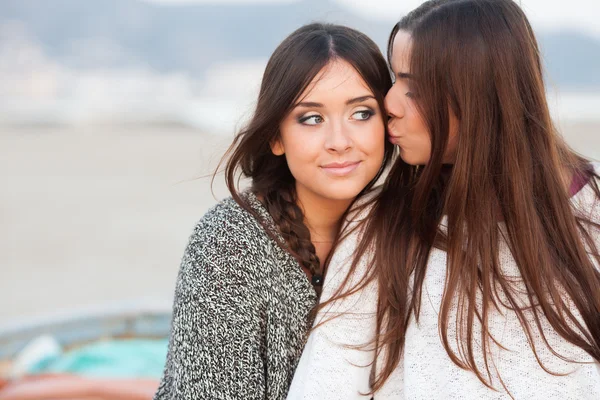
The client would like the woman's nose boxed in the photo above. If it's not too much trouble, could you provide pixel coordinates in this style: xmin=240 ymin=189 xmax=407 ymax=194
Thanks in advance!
xmin=324 ymin=119 xmax=352 ymax=153
xmin=385 ymin=87 xmax=404 ymax=119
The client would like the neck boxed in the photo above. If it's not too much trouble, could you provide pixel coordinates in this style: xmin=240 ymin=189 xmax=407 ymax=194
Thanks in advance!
xmin=295 ymin=184 xmax=352 ymax=244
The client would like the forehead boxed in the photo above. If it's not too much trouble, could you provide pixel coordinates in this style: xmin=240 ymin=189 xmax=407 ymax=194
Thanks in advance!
xmin=390 ymin=30 xmax=412 ymax=73
xmin=300 ymin=59 xmax=371 ymax=99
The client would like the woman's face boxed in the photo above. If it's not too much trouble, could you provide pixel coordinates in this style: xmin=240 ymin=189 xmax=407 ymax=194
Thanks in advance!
xmin=385 ymin=30 xmax=458 ymax=165
xmin=273 ymin=59 xmax=386 ymax=203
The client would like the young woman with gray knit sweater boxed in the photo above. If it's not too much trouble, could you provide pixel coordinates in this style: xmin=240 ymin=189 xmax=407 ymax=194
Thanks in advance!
xmin=153 ymin=23 xmax=394 ymax=399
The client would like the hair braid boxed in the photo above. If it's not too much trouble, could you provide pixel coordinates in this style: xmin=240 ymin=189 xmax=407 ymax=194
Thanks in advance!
xmin=262 ymin=187 xmax=323 ymax=294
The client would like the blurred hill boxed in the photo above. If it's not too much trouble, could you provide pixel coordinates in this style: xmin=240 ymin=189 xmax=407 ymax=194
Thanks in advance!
xmin=0 ymin=0 xmax=599 ymax=130
xmin=0 ymin=0 xmax=389 ymax=74
xmin=2 ymin=0 xmax=599 ymax=87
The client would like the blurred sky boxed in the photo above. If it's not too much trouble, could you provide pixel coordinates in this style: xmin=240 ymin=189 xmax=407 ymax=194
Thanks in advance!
xmin=146 ymin=0 xmax=600 ymax=37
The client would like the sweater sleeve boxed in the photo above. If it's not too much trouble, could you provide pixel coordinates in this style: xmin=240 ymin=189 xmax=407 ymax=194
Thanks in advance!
xmin=154 ymin=222 xmax=267 ymax=400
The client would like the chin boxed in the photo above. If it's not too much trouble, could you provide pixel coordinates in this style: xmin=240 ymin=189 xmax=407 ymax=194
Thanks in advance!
xmin=399 ymin=154 xmax=418 ymax=166
xmin=399 ymin=151 xmax=427 ymax=166
xmin=318 ymin=185 xmax=364 ymax=202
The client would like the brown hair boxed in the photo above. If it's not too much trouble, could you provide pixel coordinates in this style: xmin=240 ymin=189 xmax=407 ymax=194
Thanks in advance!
xmin=339 ymin=0 xmax=600 ymax=393
xmin=218 ymin=23 xmax=394 ymax=290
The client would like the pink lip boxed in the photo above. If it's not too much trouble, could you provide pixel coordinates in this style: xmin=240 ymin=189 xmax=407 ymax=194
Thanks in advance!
xmin=388 ymin=134 xmax=402 ymax=144
xmin=320 ymin=161 xmax=361 ymax=176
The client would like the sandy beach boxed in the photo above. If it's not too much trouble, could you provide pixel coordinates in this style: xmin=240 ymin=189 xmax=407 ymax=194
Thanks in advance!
xmin=1 ymin=121 xmax=599 ymax=324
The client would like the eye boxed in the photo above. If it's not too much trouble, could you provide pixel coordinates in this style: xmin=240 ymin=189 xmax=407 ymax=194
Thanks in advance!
xmin=352 ymin=109 xmax=375 ymax=121
xmin=405 ymin=91 xmax=417 ymax=99
xmin=298 ymin=114 xmax=324 ymax=126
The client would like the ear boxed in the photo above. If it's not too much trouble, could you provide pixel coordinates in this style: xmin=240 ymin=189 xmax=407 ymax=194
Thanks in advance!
xmin=270 ymin=138 xmax=285 ymax=156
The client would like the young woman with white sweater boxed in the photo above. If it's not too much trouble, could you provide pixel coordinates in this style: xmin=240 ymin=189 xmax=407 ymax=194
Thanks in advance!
xmin=289 ymin=1 xmax=600 ymax=399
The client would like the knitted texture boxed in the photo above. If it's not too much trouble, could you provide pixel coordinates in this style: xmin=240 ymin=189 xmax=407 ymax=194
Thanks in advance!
xmin=154 ymin=192 xmax=317 ymax=400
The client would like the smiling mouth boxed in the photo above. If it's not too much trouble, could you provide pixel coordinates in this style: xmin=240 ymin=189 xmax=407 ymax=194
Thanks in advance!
xmin=320 ymin=161 xmax=361 ymax=176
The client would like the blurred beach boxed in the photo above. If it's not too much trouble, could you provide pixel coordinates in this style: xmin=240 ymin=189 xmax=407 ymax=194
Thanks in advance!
xmin=0 ymin=126 xmax=234 ymax=323
xmin=1 ymin=121 xmax=599 ymax=323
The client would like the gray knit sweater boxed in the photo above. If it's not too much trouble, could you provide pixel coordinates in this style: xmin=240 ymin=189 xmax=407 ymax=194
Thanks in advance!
xmin=154 ymin=192 xmax=318 ymax=400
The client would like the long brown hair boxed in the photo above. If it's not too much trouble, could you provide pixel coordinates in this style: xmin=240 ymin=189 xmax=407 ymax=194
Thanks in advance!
xmin=218 ymin=23 xmax=394 ymax=287
xmin=343 ymin=0 xmax=600 ymax=392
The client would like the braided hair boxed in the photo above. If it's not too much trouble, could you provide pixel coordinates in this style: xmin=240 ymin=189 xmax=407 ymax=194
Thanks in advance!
xmin=263 ymin=187 xmax=322 ymax=284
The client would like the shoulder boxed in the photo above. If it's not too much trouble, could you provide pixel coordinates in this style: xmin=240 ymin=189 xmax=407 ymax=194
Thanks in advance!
xmin=192 ymin=194 xmax=272 ymax=248
xmin=338 ymin=186 xmax=381 ymax=252
xmin=342 ymin=186 xmax=380 ymax=231
xmin=195 ymin=195 xmax=257 ymax=235
xmin=180 ymin=195 xmax=282 ymax=285
xmin=329 ymin=187 xmax=381 ymax=269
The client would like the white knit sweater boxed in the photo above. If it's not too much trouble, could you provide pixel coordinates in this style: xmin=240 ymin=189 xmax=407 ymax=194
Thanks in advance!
xmin=288 ymin=172 xmax=600 ymax=400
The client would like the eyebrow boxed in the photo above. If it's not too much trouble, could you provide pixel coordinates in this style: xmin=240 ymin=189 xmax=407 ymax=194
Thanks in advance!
xmin=397 ymin=72 xmax=413 ymax=79
xmin=295 ymin=95 xmax=376 ymax=108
